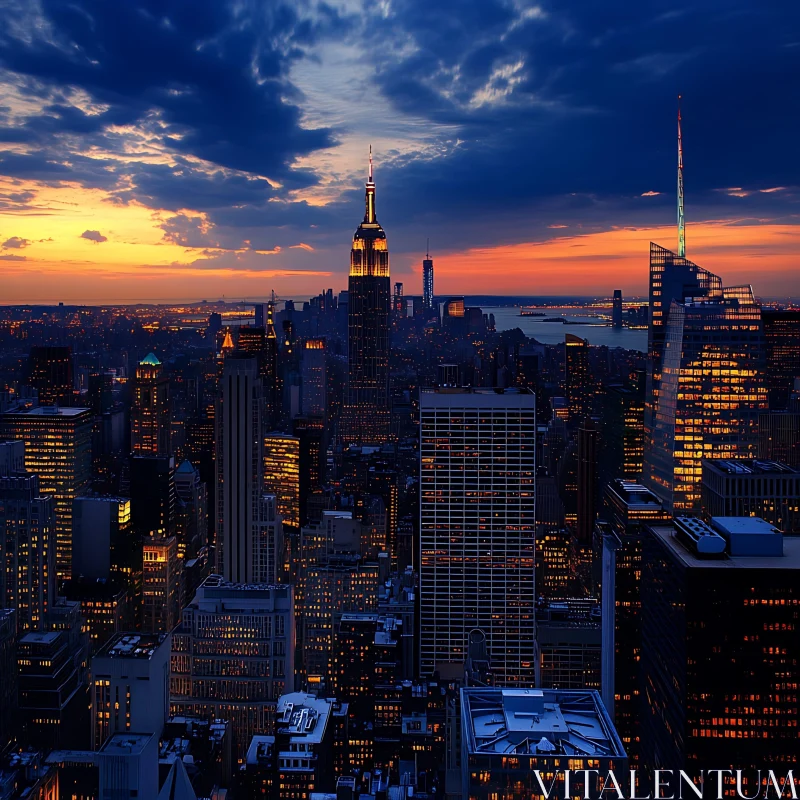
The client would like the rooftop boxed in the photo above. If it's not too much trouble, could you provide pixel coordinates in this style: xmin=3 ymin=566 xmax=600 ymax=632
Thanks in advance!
xmin=245 ymin=735 xmax=275 ymax=766
xmin=607 ymin=480 xmax=663 ymax=509
xmin=19 ymin=630 xmax=60 ymax=645
xmin=4 ymin=406 xmax=91 ymax=417
xmin=139 ymin=352 xmax=161 ymax=366
xmin=276 ymin=693 xmax=332 ymax=746
xmin=703 ymin=458 xmax=799 ymax=476
xmin=461 ymin=688 xmax=625 ymax=759
xmin=97 ymin=633 xmax=169 ymax=660
xmin=99 ymin=733 xmax=154 ymax=757
xmin=651 ymin=524 xmax=800 ymax=570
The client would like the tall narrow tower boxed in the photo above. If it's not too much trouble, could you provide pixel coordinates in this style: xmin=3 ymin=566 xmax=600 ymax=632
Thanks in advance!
xmin=423 ymin=240 xmax=434 ymax=311
xmin=341 ymin=147 xmax=391 ymax=444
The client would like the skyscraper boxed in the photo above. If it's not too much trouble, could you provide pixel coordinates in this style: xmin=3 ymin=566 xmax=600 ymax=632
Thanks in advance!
xmin=27 ymin=346 xmax=74 ymax=406
xmin=341 ymin=148 xmax=391 ymax=444
xmin=131 ymin=353 xmax=171 ymax=456
xmin=2 ymin=406 xmax=92 ymax=579
xmin=263 ymin=433 xmax=300 ymax=531
xmin=422 ymin=245 xmax=434 ymax=311
xmin=640 ymin=518 xmax=800 ymax=778
xmin=643 ymin=284 xmax=767 ymax=512
xmin=419 ymin=388 xmax=536 ymax=684
xmin=216 ymin=355 xmax=265 ymax=584
xmin=565 ymin=334 xmax=590 ymax=421
xmin=301 ymin=338 xmax=327 ymax=418
xmin=612 ymin=289 xmax=623 ymax=328
xmin=142 ymin=536 xmax=180 ymax=634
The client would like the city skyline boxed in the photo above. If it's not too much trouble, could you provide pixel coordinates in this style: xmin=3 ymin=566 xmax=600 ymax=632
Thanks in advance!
xmin=1 ymin=1 xmax=799 ymax=302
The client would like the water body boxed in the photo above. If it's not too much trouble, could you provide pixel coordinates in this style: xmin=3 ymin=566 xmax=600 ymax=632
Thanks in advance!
xmin=486 ymin=306 xmax=648 ymax=353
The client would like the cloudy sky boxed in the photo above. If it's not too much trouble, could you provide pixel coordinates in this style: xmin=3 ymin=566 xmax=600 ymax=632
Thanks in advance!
xmin=0 ymin=0 xmax=798 ymax=303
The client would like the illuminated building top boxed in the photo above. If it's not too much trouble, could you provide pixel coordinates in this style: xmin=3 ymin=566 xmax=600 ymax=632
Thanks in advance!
xmin=350 ymin=145 xmax=388 ymax=279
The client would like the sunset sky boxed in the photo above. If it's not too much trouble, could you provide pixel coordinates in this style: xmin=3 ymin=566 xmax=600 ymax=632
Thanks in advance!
xmin=0 ymin=0 xmax=798 ymax=303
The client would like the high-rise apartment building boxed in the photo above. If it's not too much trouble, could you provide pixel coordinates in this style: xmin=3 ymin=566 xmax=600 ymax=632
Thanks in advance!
xmin=27 ymin=346 xmax=74 ymax=406
xmin=640 ymin=518 xmax=800 ymax=779
xmin=301 ymin=338 xmax=327 ymax=418
xmin=131 ymin=353 xmax=171 ymax=456
xmin=598 ymin=377 xmax=645 ymax=484
xmin=0 ymin=473 xmax=56 ymax=631
xmin=91 ymin=632 xmax=171 ymax=749
xmin=170 ymin=576 xmax=295 ymax=760
xmin=2 ymin=406 xmax=92 ymax=579
xmin=643 ymin=282 xmax=767 ymax=512
xmin=341 ymin=149 xmax=391 ymax=444
xmin=419 ymin=388 xmax=536 ymax=684
xmin=216 ymin=355 xmax=265 ymax=583
xmin=565 ymin=334 xmax=590 ymax=421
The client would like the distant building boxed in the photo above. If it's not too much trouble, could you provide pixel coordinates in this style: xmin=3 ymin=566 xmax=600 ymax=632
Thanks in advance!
xmin=91 ymin=632 xmax=171 ymax=749
xmin=2 ymin=406 xmax=92 ymax=579
xmin=263 ymin=433 xmax=300 ymax=531
xmin=565 ymin=334 xmax=590 ymax=422
xmin=301 ymin=338 xmax=327 ymax=418
xmin=174 ymin=460 xmax=208 ymax=560
xmin=460 ymin=688 xmax=626 ymax=799
xmin=701 ymin=458 xmax=800 ymax=534
xmin=27 ymin=345 xmax=74 ymax=406
xmin=641 ymin=519 xmax=800 ymax=778
xmin=419 ymin=388 xmax=536 ymax=684
xmin=131 ymin=353 xmax=171 ymax=456
xmin=216 ymin=355 xmax=264 ymax=583
xmin=170 ymin=576 xmax=294 ymax=760
xmin=612 ymin=290 xmax=623 ymax=329
xmin=129 ymin=454 xmax=176 ymax=538
xmin=341 ymin=150 xmax=391 ymax=445
xmin=422 ymin=251 xmax=434 ymax=311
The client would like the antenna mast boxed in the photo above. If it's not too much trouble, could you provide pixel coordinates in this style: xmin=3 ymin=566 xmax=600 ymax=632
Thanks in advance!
xmin=677 ymin=95 xmax=685 ymax=257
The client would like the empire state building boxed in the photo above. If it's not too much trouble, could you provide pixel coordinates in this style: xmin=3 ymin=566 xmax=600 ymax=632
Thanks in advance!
xmin=341 ymin=148 xmax=391 ymax=443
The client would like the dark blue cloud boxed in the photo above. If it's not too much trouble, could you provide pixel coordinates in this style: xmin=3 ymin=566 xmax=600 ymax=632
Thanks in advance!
xmin=0 ymin=0 xmax=797 ymax=263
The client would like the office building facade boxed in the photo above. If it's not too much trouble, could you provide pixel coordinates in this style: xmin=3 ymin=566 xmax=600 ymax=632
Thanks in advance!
xmin=419 ymin=388 xmax=536 ymax=684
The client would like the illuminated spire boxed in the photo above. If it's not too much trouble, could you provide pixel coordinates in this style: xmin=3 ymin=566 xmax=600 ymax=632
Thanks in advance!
xmin=364 ymin=144 xmax=376 ymax=224
xmin=678 ymin=95 xmax=685 ymax=257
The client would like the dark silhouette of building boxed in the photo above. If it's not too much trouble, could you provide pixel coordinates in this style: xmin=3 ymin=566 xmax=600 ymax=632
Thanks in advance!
xmin=576 ymin=418 xmax=597 ymax=545
xmin=762 ymin=309 xmax=800 ymax=410
xmin=565 ymin=334 xmax=590 ymax=421
xmin=640 ymin=518 xmax=800 ymax=781
xmin=28 ymin=346 xmax=74 ymax=406
xmin=612 ymin=290 xmax=623 ymax=328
